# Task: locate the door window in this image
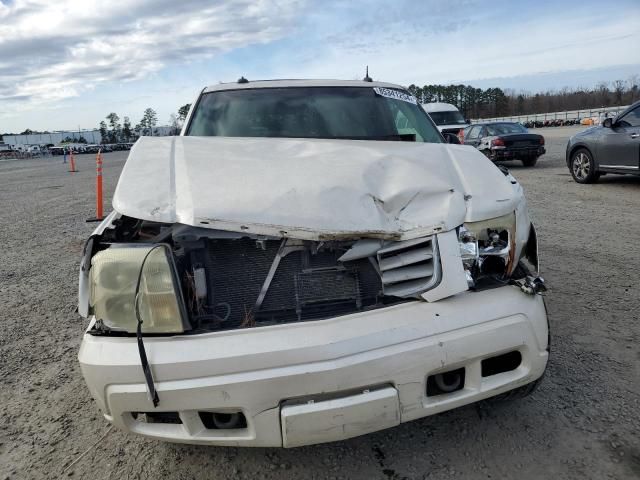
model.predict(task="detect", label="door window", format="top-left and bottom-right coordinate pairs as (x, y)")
top-left (466, 125), bottom-right (481, 139)
top-left (618, 107), bottom-right (640, 127)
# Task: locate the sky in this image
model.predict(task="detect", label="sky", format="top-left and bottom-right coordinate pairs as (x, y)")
top-left (0, 0), bottom-right (639, 133)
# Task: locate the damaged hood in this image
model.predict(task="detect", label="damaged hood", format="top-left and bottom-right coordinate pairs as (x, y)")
top-left (113, 136), bottom-right (521, 240)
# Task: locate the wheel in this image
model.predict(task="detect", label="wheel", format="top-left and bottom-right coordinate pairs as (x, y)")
top-left (570, 148), bottom-right (599, 183)
top-left (522, 156), bottom-right (538, 167)
top-left (481, 149), bottom-right (492, 160)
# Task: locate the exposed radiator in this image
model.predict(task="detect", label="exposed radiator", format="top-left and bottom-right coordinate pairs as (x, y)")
top-left (204, 239), bottom-right (383, 329)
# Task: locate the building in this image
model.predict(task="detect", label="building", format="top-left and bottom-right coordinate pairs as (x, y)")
top-left (2, 126), bottom-right (176, 148)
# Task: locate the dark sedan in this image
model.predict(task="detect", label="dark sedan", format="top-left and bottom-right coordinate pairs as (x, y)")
top-left (461, 122), bottom-right (545, 167)
top-left (566, 101), bottom-right (640, 183)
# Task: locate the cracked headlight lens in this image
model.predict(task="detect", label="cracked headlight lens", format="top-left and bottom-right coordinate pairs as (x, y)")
top-left (90, 245), bottom-right (185, 333)
top-left (458, 212), bottom-right (516, 287)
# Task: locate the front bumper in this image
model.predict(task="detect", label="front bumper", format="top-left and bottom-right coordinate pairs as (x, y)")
top-left (79, 285), bottom-right (548, 447)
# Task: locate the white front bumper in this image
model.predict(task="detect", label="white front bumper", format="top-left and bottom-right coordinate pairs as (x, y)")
top-left (79, 286), bottom-right (548, 447)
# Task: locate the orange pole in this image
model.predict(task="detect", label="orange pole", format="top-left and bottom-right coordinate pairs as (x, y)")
top-left (96, 150), bottom-right (103, 220)
top-left (68, 149), bottom-right (77, 173)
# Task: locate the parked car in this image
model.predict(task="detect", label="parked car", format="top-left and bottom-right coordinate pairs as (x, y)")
top-left (462, 122), bottom-right (545, 167)
top-left (78, 79), bottom-right (548, 447)
top-left (566, 100), bottom-right (640, 183)
top-left (49, 146), bottom-right (66, 155)
top-left (421, 102), bottom-right (469, 135)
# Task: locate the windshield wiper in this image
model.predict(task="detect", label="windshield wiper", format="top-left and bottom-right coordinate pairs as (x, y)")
top-left (327, 133), bottom-right (417, 142)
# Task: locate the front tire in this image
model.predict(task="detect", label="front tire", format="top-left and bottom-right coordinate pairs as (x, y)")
top-left (570, 148), bottom-right (599, 183)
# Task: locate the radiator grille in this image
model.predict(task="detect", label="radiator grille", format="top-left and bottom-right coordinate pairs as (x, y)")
top-left (376, 236), bottom-right (440, 298)
top-left (204, 239), bottom-right (383, 328)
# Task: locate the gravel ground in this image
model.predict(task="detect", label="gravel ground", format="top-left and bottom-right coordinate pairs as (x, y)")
top-left (1, 127), bottom-right (639, 480)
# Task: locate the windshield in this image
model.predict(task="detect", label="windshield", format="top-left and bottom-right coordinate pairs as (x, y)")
top-left (186, 87), bottom-right (442, 143)
top-left (485, 123), bottom-right (528, 135)
top-left (427, 110), bottom-right (466, 126)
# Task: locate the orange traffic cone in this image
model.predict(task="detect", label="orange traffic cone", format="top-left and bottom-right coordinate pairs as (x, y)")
top-left (86, 150), bottom-right (104, 222)
top-left (68, 149), bottom-right (78, 173)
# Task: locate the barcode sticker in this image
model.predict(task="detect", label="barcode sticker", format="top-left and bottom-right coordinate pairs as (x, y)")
top-left (373, 87), bottom-right (417, 104)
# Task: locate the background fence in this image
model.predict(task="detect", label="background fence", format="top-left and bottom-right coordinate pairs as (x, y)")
top-left (472, 105), bottom-right (629, 125)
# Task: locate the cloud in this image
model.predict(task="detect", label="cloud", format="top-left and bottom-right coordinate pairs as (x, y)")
top-left (275, 1), bottom-right (640, 88)
top-left (0, 0), bottom-right (305, 107)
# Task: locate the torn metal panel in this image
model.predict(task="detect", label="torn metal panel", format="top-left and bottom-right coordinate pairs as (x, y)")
top-left (113, 136), bottom-right (519, 241)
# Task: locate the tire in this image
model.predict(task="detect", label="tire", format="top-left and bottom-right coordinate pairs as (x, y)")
top-left (481, 149), bottom-right (492, 160)
top-left (570, 148), bottom-right (599, 183)
top-left (522, 156), bottom-right (538, 167)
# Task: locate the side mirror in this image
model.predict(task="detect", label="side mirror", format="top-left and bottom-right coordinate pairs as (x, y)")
top-left (465, 119), bottom-right (471, 124)
top-left (602, 118), bottom-right (613, 128)
top-left (443, 133), bottom-right (461, 144)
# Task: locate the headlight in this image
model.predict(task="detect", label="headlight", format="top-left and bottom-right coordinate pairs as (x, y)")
top-left (90, 245), bottom-right (186, 333)
top-left (458, 212), bottom-right (516, 287)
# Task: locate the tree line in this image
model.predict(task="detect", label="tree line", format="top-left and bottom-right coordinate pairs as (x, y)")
top-left (4, 76), bottom-right (639, 140)
top-left (96, 104), bottom-right (192, 144)
top-left (408, 75), bottom-right (639, 119)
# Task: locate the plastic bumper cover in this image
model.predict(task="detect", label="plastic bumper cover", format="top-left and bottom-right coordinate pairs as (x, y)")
top-left (79, 285), bottom-right (549, 447)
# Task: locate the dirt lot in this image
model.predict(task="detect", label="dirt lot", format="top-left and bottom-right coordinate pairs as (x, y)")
top-left (1, 127), bottom-right (639, 480)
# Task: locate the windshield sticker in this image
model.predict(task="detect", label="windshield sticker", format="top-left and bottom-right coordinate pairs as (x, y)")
top-left (373, 87), bottom-right (417, 104)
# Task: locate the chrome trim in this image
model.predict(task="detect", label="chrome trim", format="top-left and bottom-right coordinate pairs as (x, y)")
top-left (600, 165), bottom-right (639, 170)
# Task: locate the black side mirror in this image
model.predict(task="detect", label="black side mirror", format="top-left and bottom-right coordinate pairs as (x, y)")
top-left (443, 133), bottom-right (461, 144)
top-left (602, 118), bottom-right (613, 128)
top-left (465, 119), bottom-right (471, 124)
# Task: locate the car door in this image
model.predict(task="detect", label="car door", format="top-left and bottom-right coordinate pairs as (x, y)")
top-left (464, 125), bottom-right (482, 147)
top-left (597, 106), bottom-right (640, 170)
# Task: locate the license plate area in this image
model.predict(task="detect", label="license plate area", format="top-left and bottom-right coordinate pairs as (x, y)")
top-left (280, 387), bottom-right (400, 447)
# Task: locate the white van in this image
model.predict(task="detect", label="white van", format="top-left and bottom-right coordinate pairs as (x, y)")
top-left (422, 102), bottom-right (469, 135)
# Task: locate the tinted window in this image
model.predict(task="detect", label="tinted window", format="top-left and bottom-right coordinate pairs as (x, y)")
top-left (187, 87), bottom-right (442, 143)
top-left (428, 110), bottom-right (466, 126)
top-left (618, 107), bottom-right (640, 127)
top-left (485, 123), bottom-right (528, 135)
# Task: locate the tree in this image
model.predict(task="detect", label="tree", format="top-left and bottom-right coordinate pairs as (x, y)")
top-left (99, 121), bottom-right (108, 144)
top-left (122, 117), bottom-right (132, 142)
top-left (139, 108), bottom-right (158, 136)
top-left (169, 113), bottom-right (180, 135)
top-left (106, 112), bottom-right (121, 143)
top-left (612, 80), bottom-right (625, 106)
top-left (178, 104), bottom-right (191, 122)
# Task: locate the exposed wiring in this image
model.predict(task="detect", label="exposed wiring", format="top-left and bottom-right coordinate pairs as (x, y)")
top-left (134, 245), bottom-right (163, 408)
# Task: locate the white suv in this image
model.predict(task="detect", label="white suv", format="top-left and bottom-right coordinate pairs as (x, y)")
top-left (422, 102), bottom-right (469, 136)
top-left (78, 79), bottom-right (548, 447)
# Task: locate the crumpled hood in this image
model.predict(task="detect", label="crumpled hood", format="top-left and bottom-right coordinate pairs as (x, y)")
top-left (113, 136), bottom-right (520, 240)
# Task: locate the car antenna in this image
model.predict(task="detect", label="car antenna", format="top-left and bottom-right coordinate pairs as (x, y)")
top-left (363, 66), bottom-right (372, 82)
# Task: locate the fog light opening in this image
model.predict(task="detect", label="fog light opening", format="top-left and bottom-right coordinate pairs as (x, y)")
top-left (132, 411), bottom-right (182, 424)
top-left (199, 411), bottom-right (247, 430)
top-left (481, 350), bottom-right (522, 377)
top-left (427, 367), bottom-right (465, 397)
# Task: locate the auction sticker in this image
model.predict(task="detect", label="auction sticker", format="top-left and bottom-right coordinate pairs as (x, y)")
top-left (373, 87), bottom-right (417, 104)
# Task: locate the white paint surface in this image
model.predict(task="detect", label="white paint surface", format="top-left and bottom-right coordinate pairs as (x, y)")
top-left (113, 136), bottom-right (521, 241)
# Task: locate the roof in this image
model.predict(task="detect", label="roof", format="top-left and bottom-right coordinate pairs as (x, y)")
top-left (421, 102), bottom-right (460, 113)
top-left (203, 79), bottom-right (406, 93)
top-left (470, 121), bottom-right (523, 126)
